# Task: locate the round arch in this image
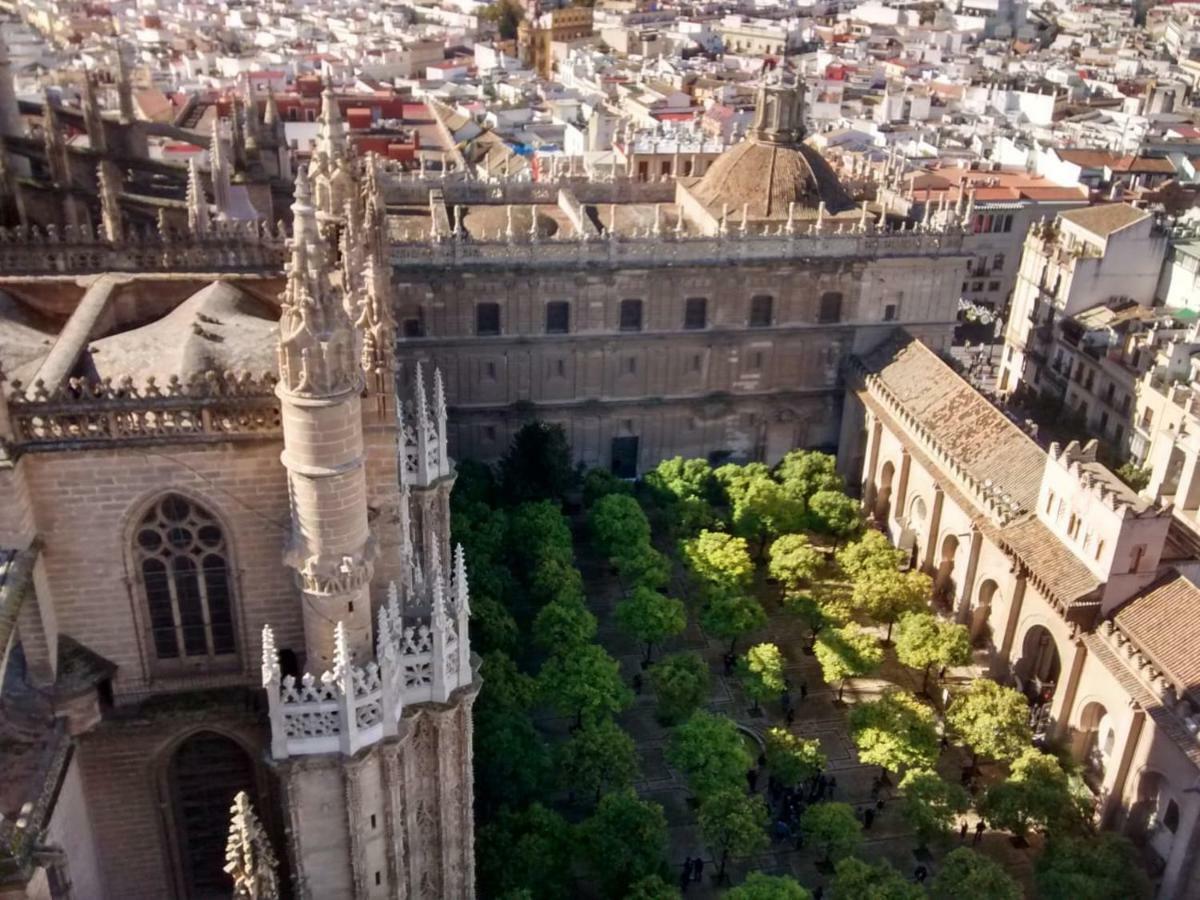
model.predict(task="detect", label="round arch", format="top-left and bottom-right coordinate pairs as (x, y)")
top-left (1072, 699), bottom-right (1113, 788)
top-left (1014, 622), bottom-right (1063, 707)
top-left (971, 578), bottom-right (1000, 646)
top-left (933, 533), bottom-right (960, 609)
top-left (1127, 769), bottom-right (1181, 862)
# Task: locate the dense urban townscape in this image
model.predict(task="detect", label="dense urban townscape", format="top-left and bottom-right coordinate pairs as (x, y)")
top-left (3, 0), bottom-right (1200, 895)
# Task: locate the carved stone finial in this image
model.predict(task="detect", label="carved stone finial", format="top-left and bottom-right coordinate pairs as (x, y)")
top-left (224, 791), bottom-right (280, 900)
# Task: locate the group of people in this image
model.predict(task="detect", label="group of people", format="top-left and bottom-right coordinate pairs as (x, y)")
top-left (678, 856), bottom-right (705, 891)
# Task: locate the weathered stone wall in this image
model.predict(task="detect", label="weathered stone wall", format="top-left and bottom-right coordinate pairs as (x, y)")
top-left (392, 253), bottom-right (966, 468)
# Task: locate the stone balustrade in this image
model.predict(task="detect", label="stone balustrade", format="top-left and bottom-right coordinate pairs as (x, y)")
top-left (263, 551), bottom-right (472, 759)
top-left (2, 371), bottom-right (281, 451)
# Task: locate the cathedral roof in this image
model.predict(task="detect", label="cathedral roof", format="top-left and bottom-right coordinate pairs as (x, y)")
top-left (690, 139), bottom-right (854, 221)
top-left (689, 76), bottom-right (854, 220)
top-left (84, 282), bottom-right (278, 383)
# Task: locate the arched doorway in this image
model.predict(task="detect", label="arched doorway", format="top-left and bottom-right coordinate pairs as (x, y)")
top-left (900, 495), bottom-right (927, 569)
top-left (874, 461), bottom-right (895, 523)
top-left (1015, 625), bottom-right (1062, 716)
top-left (168, 731), bottom-right (258, 898)
top-left (1074, 701), bottom-right (1113, 792)
top-left (971, 580), bottom-right (999, 647)
top-left (933, 533), bottom-right (959, 610)
top-left (1128, 771), bottom-right (1179, 865)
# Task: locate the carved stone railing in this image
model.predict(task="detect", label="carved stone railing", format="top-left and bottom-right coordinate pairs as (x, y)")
top-left (3, 371), bottom-right (281, 451)
top-left (389, 224), bottom-right (967, 271)
top-left (0, 222), bottom-right (287, 276)
top-left (263, 548), bottom-right (472, 759)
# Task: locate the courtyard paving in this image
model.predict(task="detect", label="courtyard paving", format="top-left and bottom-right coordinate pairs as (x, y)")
top-left (567, 535), bottom-right (1041, 897)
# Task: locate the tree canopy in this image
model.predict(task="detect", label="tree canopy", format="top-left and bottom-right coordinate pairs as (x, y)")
top-left (667, 711), bottom-right (753, 799)
top-left (775, 450), bottom-right (843, 503)
top-left (848, 690), bottom-right (941, 773)
top-left (532, 593), bottom-right (598, 652)
top-left (929, 848), bottom-right (1022, 900)
top-left (894, 612), bottom-right (971, 691)
top-left (582, 467), bottom-right (632, 507)
top-left (738, 643), bottom-right (786, 712)
top-left (617, 586), bottom-right (687, 664)
top-left (763, 727), bottom-right (826, 788)
top-left (625, 875), bottom-right (682, 900)
top-left (508, 501), bottom-right (574, 577)
top-left (697, 789), bottom-right (769, 879)
top-left (648, 652), bottom-right (711, 725)
top-left (590, 493), bottom-right (652, 561)
top-left (499, 421), bottom-right (574, 503)
top-left (768, 534), bottom-right (824, 593)
top-left (898, 768), bottom-right (970, 847)
top-left (477, 804), bottom-right (574, 900)
top-left (681, 530), bottom-right (755, 595)
top-left (851, 567), bottom-right (931, 639)
top-left (725, 872), bottom-right (812, 900)
top-left (700, 592), bottom-right (768, 654)
top-left (539, 643), bottom-right (633, 727)
top-left (781, 591), bottom-right (849, 649)
top-left (614, 544), bottom-right (672, 591)
top-left (799, 802), bottom-right (862, 863)
top-left (945, 680), bottom-right (1033, 763)
top-left (835, 530), bottom-right (906, 580)
top-left (1034, 833), bottom-right (1152, 900)
top-left (980, 749), bottom-right (1086, 840)
top-left (724, 470), bottom-right (806, 554)
top-left (829, 858), bottom-right (924, 900)
top-left (807, 489), bottom-right (863, 539)
top-left (813, 623), bottom-right (884, 700)
top-left (555, 718), bottom-right (639, 803)
top-left (576, 789), bottom-right (670, 897)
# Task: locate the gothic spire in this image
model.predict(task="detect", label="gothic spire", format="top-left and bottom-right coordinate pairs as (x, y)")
top-left (210, 115), bottom-right (231, 218)
top-left (315, 83), bottom-right (348, 161)
top-left (277, 166), bottom-right (358, 397)
top-left (82, 74), bottom-right (106, 153)
top-left (115, 41), bottom-right (135, 124)
top-left (224, 792), bottom-right (280, 900)
top-left (187, 157), bottom-right (211, 238)
top-left (97, 161), bottom-right (123, 242)
top-left (42, 92), bottom-right (69, 187)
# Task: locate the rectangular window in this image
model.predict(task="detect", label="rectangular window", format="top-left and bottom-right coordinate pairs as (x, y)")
top-left (619, 299), bottom-right (643, 332)
top-left (625, 356), bottom-right (637, 374)
top-left (476, 302), bottom-right (500, 336)
top-left (684, 297), bottom-right (707, 330)
top-left (545, 301), bottom-right (569, 334)
top-left (750, 351), bottom-right (763, 370)
top-left (883, 304), bottom-right (897, 322)
top-left (750, 295), bottom-right (774, 327)
top-left (988, 281), bottom-right (1000, 292)
top-left (690, 353), bottom-right (702, 373)
top-left (485, 361), bottom-right (497, 380)
top-left (993, 253), bottom-right (1005, 270)
top-left (817, 292), bottom-right (842, 324)
top-left (1099, 411), bottom-right (1109, 433)
top-left (555, 358), bottom-right (566, 378)
top-left (1114, 425), bottom-right (1124, 445)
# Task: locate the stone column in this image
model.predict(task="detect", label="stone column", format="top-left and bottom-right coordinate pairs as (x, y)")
top-left (862, 413), bottom-right (882, 512)
top-left (893, 450), bottom-right (912, 539)
top-left (955, 529), bottom-right (984, 624)
top-left (1049, 637), bottom-right (1088, 742)
top-left (1160, 791), bottom-right (1200, 899)
top-left (921, 485), bottom-right (945, 573)
top-left (994, 573), bottom-right (1027, 679)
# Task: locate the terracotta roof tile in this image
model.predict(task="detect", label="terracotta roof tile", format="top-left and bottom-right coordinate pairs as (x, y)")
top-left (1114, 572), bottom-right (1200, 698)
top-left (857, 335), bottom-right (1046, 512)
top-left (998, 516), bottom-right (1101, 605)
top-left (1059, 203), bottom-right (1149, 238)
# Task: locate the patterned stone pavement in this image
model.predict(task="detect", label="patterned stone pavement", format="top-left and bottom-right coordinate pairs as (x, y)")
top-left (570, 539), bottom-right (1040, 897)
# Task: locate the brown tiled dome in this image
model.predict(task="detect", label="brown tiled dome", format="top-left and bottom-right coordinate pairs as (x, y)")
top-left (691, 138), bottom-right (854, 220)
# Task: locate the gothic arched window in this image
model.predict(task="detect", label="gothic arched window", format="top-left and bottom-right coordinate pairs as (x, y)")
top-left (136, 495), bottom-right (237, 661)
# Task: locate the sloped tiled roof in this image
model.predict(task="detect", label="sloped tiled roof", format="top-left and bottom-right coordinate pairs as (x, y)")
top-left (1059, 203), bottom-right (1149, 239)
top-left (997, 516), bottom-right (1101, 606)
top-left (857, 334), bottom-right (1046, 512)
top-left (1113, 572), bottom-right (1200, 699)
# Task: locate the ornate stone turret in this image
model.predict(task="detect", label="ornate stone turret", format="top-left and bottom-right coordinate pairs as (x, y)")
top-left (276, 166), bottom-right (374, 667)
top-left (210, 116), bottom-right (232, 218)
top-left (224, 792), bottom-right (280, 900)
top-left (749, 71), bottom-right (806, 145)
top-left (186, 157), bottom-right (211, 238)
top-left (261, 87), bottom-right (291, 183)
top-left (399, 362), bottom-right (454, 579)
top-left (314, 84), bottom-right (348, 162)
top-left (81, 75), bottom-right (106, 154)
top-left (97, 161), bottom-right (123, 243)
top-left (42, 94), bottom-right (69, 188)
top-left (230, 96), bottom-right (249, 174)
top-left (0, 29), bottom-right (27, 179)
top-left (115, 41), bottom-right (135, 124)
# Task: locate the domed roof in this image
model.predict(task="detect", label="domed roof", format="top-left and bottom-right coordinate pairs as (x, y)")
top-left (690, 77), bottom-right (854, 220)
